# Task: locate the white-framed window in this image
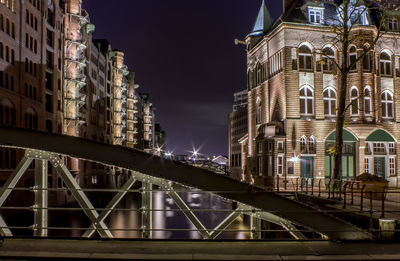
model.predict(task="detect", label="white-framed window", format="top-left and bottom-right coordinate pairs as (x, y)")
top-left (299, 45), bottom-right (313, 71)
top-left (322, 47), bottom-right (335, 72)
top-left (389, 143), bottom-right (395, 154)
top-left (308, 7), bottom-right (324, 24)
top-left (350, 87), bottom-right (359, 116)
top-left (380, 52), bottom-right (392, 76)
top-left (258, 156), bottom-right (262, 176)
top-left (257, 142), bottom-right (262, 154)
top-left (364, 86), bottom-right (372, 116)
top-left (300, 86), bottom-right (314, 116)
top-left (349, 46), bottom-right (357, 71)
top-left (309, 136), bottom-right (316, 153)
top-left (373, 143), bottom-right (386, 153)
top-left (277, 155), bottom-right (284, 175)
top-left (381, 91), bottom-right (394, 119)
top-left (364, 158), bottom-right (370, 174)
top-left (388, 18), bottom-right (398, 31)
top-left (300, 136), bottom-right (307, 153)
top-left (91, 175), bottom-right (97, 185)
top-left (323, 88), bottom-right (336, 116)
top-left (389, 157), bottom-right (396, 176)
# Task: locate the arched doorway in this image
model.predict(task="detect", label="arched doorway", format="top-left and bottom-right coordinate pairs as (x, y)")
top-left (365, 130), bottom-right (396, 179)
top-left (325, 130), bottom-right (358, 180)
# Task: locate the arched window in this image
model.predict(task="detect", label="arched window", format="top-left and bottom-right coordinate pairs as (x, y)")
top-left (299, 45), bottom-right (313, 71)
top-left (364, 87), bottom-right (372, 116)
top-left (309, 136), bottom-right (316, 153)
top-left (300, 136), bottom-right (307, 153)
top-left (350, 87), bottom-right (359, 116)
top-left (382, 91), bottom-right (394, 119)
top-left (47, 0), bottom-right (55, 26)
top-left (256, 98), bottom-right (262, 124)
top-left (256, 63), bottom-right (262, 85)
top-left (300, 86), bottom-right (314, 116)
top-left (363, 45), bottom-right (371, 72)
top-left (324, 88), bottom-right (336, 117)
top-left (24, 107), bottom-right (38, 130)
top-left (349, 46), bottom-right (357, 71)
top-left (322, 47), bottom-right (335, 72)
top-left (0, 99), bottom-right (15, 127)
top-left (380, 52), bottom-right (392, 76)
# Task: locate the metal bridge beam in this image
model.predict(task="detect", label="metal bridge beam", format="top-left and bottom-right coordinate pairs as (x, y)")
top-left (34, 159), bottom-right (48, 237)
top-left (0, 154), bottom-right (33, 237)
top-left (0, 127), bottom-right (370, 240)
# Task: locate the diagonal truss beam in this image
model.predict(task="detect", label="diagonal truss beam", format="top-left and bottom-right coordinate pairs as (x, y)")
top-left (82, 176), bottom-right (137, 238)
top-left (45, 153), bottom-right (113, 238)
top-left (0, 153), bottom-right (33, 237)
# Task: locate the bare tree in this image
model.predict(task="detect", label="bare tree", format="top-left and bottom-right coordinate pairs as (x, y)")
top-left (315, 0), bottom-right (398, 183)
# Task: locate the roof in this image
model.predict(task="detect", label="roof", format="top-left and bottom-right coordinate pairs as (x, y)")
top-left (249, 0), bottom-right (274, 37)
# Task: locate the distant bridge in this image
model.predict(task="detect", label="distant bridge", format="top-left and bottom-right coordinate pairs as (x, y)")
top-left (0, 127), bottom-right (369, 241)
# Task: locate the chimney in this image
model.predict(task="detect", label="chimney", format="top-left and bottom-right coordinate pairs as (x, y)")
top-left (283, 0), bottom-right (296, 13)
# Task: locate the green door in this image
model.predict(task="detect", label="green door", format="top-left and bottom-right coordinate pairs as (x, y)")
top-left (374, 157), bottom-right (385, 178)
top-left (301, 157), bottom-right (314, 178)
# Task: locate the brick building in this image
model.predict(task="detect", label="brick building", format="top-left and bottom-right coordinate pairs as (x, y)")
top-left (242, 0), bottom-right (400, 188)
top-left (0, 0), bottom-right (162, 204)
top-left (228, 90), bottom-right (248, 180)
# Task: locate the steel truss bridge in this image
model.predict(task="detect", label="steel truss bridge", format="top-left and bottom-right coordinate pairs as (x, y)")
top-left (0, 127), bottom-right (394, 260)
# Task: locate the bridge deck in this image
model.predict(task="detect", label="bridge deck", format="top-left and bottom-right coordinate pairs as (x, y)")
top-left (0, 238), bottom-right (399, 260)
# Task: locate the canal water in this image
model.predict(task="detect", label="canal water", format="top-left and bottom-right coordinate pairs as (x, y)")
top-left (3, 190), bottom-right (250, 240)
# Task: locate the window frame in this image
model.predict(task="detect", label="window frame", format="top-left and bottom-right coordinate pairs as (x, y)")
top-left (308, 7), bottom-right (324, 24)
top-left (381, 91), bottom-right (394, 119)
top-left (323, 88), bottom-right (336, 117)
top-left (380, 52), bottom-right (392, 76)
top-left (350, 87), bottom-right (359, 116)
top-left (300, 85), bottom-right (314, 116)
top-left (364, 86), bottom-right (372, 117)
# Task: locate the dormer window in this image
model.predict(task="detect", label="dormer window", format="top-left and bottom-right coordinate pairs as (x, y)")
top-left (388, 18), bottom-right (398, 31)
top-left (308, 7), bottom-right (324, 24)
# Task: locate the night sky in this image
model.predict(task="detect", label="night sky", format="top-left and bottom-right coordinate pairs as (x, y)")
top-left (82, 0), bottom-right (282, 156)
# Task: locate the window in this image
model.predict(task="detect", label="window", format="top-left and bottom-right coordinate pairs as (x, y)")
top-left (258, 156), bottom-right (262, 176)
top-left (0, 43), bottom-right (3, 59)
top-left (277, 155), bottom-right (283, 175)
top-left (364, 158), bottom-right (370, 174)
top-left (373, 143), bottom-right (386, 153)
top-left (257, 142), bottom-right (262, 154)
top-left (382, 91), bottom-right (394, 119)
top-left (24, 108), bottom-right (38, 130)
top-left (300, 86), bottom-right (314, 115)
top-left (380, 52), bottom-right (392, 76)
top-left (364, 87), bottom-right (372, 116)
top-left (0, 14), bottom-right (3, 31)
top-left (277, 141), bottom-right (284, 152)
top-left (309, 136), bottom-right (315, 154)
top-left (389, 158), bottom-right (396, 176)
top-left (388, 18), bottom-right (398, 31)
top-left (299, 45), bottom-right (313, 71)
top-left (365, 143), bottom-right (371, 154)
top-left (322, 47), bottom-right (335, 72)
top-left (308, 7), bottom-right (323, 24)
top-left (350, 87), bottom-right (359, 116)
top-left (10, 49), bottom-right (14, 64)
top-left (363, 45), bottom-right (371, 72)
top-left (389, 143), bottom-right (395, 154)
top-left (349, 46), bottom-right (357, 71)
top-left (256, 101), bottom-right (262, 124)
top-left (300, 136), bottom-right (307, 153)
top-left (324, 88), bottom-right (336, 116)
top-left (91, 176), bottom-right (97, 184)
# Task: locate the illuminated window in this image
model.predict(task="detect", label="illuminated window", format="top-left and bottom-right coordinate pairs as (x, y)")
top-left (300, 86), bottom-right (314, 116)
top-left (299, 45), bottom-right (313, 71)
top-left (308, 7), bottom-right (324, 24)
top-left (364, 158), bottom-right (370, 174)
top-left (364, 87), bottom-right (372, 116)
top-left (323, 88), bottom-right (336, 116)
top-left (350, 87), bottom-right (359, 116)
top-left (373, 143), bottom-right (385, 153)
top-left (322, 47), bottom-right (335, 72)
top-left (380, 52), bottom-right (392, 76)
top-left (381, 91), bottom-right (394, 119)
top-left (389, 158), bottom-right (396, 176)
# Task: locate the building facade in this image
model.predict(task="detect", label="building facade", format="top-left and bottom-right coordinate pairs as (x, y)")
top-left (0, 0), bottom-right (163, 204)
top-left (228, 90), bottom-right (248, 180)
top-left (243, 0), bottom-right (400, 188)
